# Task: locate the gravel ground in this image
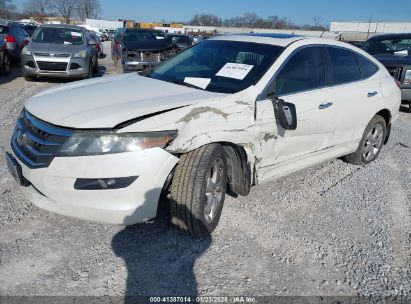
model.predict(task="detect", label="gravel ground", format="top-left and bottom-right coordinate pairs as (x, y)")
top-left (0, 42), bottom-right (410, 298)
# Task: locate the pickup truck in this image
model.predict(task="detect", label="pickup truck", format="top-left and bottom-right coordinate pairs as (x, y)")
top-left (363, 33), bottom-right (411, 112)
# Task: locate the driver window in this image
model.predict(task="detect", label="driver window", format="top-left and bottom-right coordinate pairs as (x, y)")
top-left (276, 46), bottom-right (325, 96)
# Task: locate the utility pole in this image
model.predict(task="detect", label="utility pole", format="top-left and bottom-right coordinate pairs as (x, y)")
top-left (366, 16), bottom-right (372, 40)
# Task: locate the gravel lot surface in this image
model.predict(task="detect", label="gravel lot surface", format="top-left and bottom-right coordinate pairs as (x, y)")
top-left (0, 42), bottom-right (410, 298)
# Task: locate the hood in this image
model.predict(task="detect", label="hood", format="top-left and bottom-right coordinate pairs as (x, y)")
top-left (25, 74), bottom-right (226, 129)
top-left (28, 41), bottom-right (85, 54)
top-left (124, 39), bottom-right (171, 52)
top-left (373, 54), bottom-right (411, 66)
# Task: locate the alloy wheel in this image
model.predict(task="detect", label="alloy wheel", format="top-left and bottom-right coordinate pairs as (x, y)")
top-left (363, 123), bottom-right (384, 162)
top-left (204, 157), bottom-right (224, 224)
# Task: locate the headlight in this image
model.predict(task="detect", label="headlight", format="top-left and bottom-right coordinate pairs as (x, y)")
top-left (56, 131), bottom-right (177, 157)
top-left (72, 50), bottom-right (87, 58)
top-left (22, 47), bottom-right (32, 56)
top-left (403, 70), bottom-right (411, 85)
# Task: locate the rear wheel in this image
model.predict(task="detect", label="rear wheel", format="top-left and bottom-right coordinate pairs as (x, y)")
top-left (0, 52), bottom-right (10, 75)
top-left (343, 115), bottom-right (386, 165)
top-left (169, 144), bottom-right (227, 237)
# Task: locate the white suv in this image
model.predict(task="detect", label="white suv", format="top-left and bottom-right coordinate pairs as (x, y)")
top-left (7, 34), bottom-right (401, 237)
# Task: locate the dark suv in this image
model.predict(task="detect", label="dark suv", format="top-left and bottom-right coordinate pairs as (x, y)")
top-left (363, 33), bottom-right (411, 112)
top-left (111, 28), bottom-right (175, 72)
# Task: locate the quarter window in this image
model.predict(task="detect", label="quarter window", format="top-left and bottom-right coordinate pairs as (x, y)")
top-left (355, 54), bottom-right (379, 79)
top-left (327, 47), bottom-right (361, 85)
top-left (275, 47), bottom-right (325, 95)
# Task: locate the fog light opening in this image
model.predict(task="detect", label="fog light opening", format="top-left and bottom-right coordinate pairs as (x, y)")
top-left (74, 176), bottom-right (138, 190)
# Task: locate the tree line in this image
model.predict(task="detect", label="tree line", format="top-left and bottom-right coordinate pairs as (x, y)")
top-left (0, 0), bottom-right (101, 23)
top-left (189, 13), bottom-right (328, 31)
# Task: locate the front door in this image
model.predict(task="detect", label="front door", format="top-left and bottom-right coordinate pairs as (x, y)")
top-left (256, 46), bottom-right (336, 172)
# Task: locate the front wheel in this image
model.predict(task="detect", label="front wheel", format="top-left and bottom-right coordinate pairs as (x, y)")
top-left (169, 144), bottom-right (227, 237)
top-left (343, 115), bottom-right (386, 165)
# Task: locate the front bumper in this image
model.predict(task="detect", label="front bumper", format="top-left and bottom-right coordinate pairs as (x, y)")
top-left (122, 60), bottom-right (161, 71)
top-left (8, 148), bottom-right (179, 225)
top-left (22, 54), bottom-right (90, 78)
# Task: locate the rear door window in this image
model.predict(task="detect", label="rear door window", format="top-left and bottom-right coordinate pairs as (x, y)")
top-left (0, 26), bottom-right (9, 34)
top-left (355, 54), bottom-right (379, 79)
top-left (327, 47), bottom-right (361, 85)
top-left (275, 46), bottom-right (325, 95)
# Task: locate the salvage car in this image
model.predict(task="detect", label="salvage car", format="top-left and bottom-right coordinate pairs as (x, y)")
top-left (21, 24), bottom-right (98, 80)
top-left (166, 34), bottom-right (192, 51)
top-left (0, 21), bottom-right (30, 65)
top-left (363, 33), bottom-right (411, 112)
top-left (89, 30), bottom-right (104, 58)
top-left (111, 28), bottom-right (174, 72)
top-left (6, 34), bottom-right (400, 237)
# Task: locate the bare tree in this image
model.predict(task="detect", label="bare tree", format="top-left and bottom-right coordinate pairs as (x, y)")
top-left (0, 0), bottom-right (12, 18)
top-left (76, 0), bottom-right (100, 21)
top-left (189, 14), bottom-right (222, 27)
top-left (24, 0), bottom-right (52, 20)
top-left (241, 13), bottom-right (259, 28)
top-left (52, 0), bottom-right (76, 23)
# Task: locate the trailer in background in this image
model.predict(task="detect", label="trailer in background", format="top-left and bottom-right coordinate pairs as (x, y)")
top-left (85, 18), bottom-right (123, 30)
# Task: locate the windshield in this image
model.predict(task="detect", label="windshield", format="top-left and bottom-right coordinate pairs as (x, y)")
top-left (124, 30), bottom-right (165, 42)
top-left (364, 37), bottom-right (411, 56)
top-left (32, 27), bottom-right (84, 45)
top-left (148, 40), bottom-right (283, 94)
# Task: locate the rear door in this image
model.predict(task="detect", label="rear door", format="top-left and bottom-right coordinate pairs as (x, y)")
top-left (257, 46), bottom-right (336, 168)
top-left (325, 47), bottom-right (383, 147)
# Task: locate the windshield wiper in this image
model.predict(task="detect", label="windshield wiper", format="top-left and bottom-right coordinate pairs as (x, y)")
top-left (174, 80), bottom-right (205, 90)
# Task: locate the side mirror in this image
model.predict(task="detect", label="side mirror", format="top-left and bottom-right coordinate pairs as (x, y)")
top-left (268, 92), bottom-right (297, 130)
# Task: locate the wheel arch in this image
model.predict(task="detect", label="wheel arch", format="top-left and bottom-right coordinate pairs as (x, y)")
top-left (375, 108), bottom-right (392, 144)
top-left (170, 141), bottom-right (253, 197)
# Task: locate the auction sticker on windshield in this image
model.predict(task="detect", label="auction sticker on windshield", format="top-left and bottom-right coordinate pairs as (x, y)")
top-left (216, 63), bottom-right (254, 80)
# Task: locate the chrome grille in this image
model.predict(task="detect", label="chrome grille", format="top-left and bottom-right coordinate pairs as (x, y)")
top-left (11, 110), bottom-right (74, 169)
top-left (139, 52), bottom-right (161, 62)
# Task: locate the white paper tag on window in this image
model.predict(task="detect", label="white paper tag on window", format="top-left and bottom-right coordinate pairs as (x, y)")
top-left (71, 32), bottom-right (81, 37)
top-left (216, 63), bottom-right (254, 80)
top-left (184, 77), bottom-right (211, 89)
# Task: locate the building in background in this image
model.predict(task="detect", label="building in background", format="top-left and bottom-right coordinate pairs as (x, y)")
top-left (330, 21), bottom-right (411, 41)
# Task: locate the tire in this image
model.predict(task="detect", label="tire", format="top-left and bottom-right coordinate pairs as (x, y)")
top-left (92, 58), bottom-right (98, 74)
top-left (84, 62), bottom-right (93, 79)
top-left (169, 144), bottom-right (228, 237)
top-left (0, 52), bottom-right (11, 75)
top-left (23, 71), bottom-right (35, 81)
top-left (342, 115), bottom-right (386, 165)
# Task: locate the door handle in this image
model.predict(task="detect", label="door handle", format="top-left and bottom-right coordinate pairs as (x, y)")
top-left (319, 102), bottom-right (333, 109)
top-left (367, 91), bottom-right (378, 97)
